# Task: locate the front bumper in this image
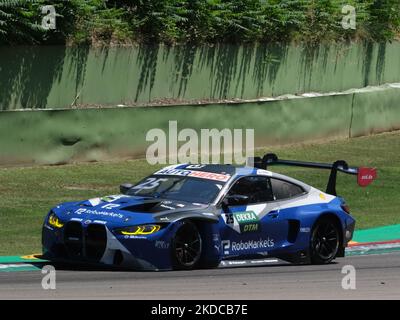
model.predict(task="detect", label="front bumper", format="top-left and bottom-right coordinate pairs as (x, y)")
top-left (42, 220), bottom-right (174, 270)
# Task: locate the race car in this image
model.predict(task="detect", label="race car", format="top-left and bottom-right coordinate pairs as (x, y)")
top-left (42, 154), bottom-right (377, 270)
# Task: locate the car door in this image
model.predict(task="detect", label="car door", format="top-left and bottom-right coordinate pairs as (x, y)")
top-left (219, 176), bottom-right (288, 257)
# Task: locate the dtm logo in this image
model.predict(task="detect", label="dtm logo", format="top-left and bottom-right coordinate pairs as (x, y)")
top-left (234, 211), bottom-right (260, 233)
top-left (225, 211), bottom-right (261, 233)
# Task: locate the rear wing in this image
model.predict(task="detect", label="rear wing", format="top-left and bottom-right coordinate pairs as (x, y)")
top-left (249, 153), bottom-right (377, 196)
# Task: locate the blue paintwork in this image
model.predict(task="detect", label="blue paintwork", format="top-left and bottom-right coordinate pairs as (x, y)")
top-left (42, 164), bottom-right (356, 270)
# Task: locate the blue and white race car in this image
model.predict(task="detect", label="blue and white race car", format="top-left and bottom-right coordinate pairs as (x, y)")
top-left (42, 154), bottom-right (377, 270)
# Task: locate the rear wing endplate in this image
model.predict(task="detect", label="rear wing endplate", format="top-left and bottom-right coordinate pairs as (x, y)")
top-left (249, 153), bottom-right (377, 196)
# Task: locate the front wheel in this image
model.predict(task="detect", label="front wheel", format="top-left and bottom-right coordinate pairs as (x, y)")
top-left (310, 217), bottom-right (340, 264)
top-left (171, 221), bottom-right (202, 270)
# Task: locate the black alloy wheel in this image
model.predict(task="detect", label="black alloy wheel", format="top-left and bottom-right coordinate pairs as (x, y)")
top-left (172, 221), bottom-right (202, 270)
top-left (310, 217), bottom-right (340, 264)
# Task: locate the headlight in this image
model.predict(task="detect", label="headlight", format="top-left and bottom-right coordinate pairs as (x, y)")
top-left (115, 224), bottom-right (162, 236)
top-left (47, 212), bottom-right (64, 228)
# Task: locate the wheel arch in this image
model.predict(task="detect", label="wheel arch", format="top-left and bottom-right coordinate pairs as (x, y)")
top-left (181, 218), bottom-right (221, 269)
top-left (313, 212), bottom-right (345, 256)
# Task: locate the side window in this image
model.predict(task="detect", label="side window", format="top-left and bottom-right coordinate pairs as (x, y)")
top-left (271, 178), bottom-right (304, 200)
top-left (227, 176), bottom-right (274, 204)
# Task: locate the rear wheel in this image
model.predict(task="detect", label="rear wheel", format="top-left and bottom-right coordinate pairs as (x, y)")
top-left (171, 221), bottom-right (202, 270)
top-left (310, 217), bottom-right (340, 264)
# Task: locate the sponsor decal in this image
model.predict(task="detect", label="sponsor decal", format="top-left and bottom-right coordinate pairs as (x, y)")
top-left (101, 203), bottom-right (121, 210)
top-left (74, 208), bottom-right (124, 219)
top-left (154, 168), bottom-right (230, 182)
top-left (300, 227), bottom-right (311, 233)
top-left (155, 241), bottom-right (170, 249)
top-left (186, 164), bottom-right (206, 169)
top-left (212, 233), bottom-right (221, 251)
top-left (101, 195), bottom-right (129, 202)
top-left (227, 261), bottom-right (246, 265)
top-left (123, 235), bottom-right (148, 239)
top-left (225, 211), bottom-right (261, 233)
top-left (234, 211), bottom-right (260, 233)
top-left (88, 195), bottom-right (127, 207)
top-left (188, 170), bottom-right (230, 182)
top-left (256, 169), bottom-right (272, 176)
top-left (160, 204), bottom-right (175, 210)
top-left (93, 220), bottom-right (107, 225)
top-left (218, 259), bottom-right (279, 267)
top-left (222, 240), bottom-right (231, 255)
top-left (222, 238), bottom-right (275, 254)
top-left (88, 198), bottom-right (102, 206)
top-left (101, 196), bottom-right (116, 202)
top-left (231, 238), bottom-right (274, 251)
top-left (249, 259), bottom-right (278, 264)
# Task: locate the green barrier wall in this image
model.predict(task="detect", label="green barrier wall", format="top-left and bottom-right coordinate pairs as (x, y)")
top-left (1, 41), bottom-right (400, 110)
top-left (1, 85), bottom-right (399, 166)
top-left (351, 85), bottom-right (400, 137)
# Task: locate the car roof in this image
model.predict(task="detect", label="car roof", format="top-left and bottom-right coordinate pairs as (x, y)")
top-left (158, 164), bottom-right (312, 191)
top-left (173, 163), bottom-right (240, 175)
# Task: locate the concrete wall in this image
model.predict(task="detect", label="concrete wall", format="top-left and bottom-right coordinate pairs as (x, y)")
top-left (1, 85), bottom-right (399, 166)
top-left (1, 41), bottom-right (400, 110)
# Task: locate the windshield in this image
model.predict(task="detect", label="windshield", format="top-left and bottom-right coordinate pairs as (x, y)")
top-left (127, 175), bottom-right (225, 204)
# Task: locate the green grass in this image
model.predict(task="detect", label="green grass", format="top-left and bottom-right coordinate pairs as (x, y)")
top-left (0, 131), bottom-right (399, 255)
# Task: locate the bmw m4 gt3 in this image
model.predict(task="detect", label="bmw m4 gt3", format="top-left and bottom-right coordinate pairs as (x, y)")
top-left (42, 154), bottom-right (376, 270)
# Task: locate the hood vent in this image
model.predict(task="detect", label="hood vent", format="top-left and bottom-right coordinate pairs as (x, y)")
top-left (122, 201), bottom-right (166, 213)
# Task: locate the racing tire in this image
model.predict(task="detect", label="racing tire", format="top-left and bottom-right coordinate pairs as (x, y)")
top-left (171, 220), bottom-right (202, 270)
top-left (310, 217), bottom-right (340, 264)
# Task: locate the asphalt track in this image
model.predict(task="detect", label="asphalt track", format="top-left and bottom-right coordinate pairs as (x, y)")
top-left (0, 253), bottom-right (399, 299)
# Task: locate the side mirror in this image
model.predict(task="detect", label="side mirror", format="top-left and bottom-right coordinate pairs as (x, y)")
top-left (120, 183), bottom-right (133, 194)
top-left (222, 194), bottom-right (249, 207)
